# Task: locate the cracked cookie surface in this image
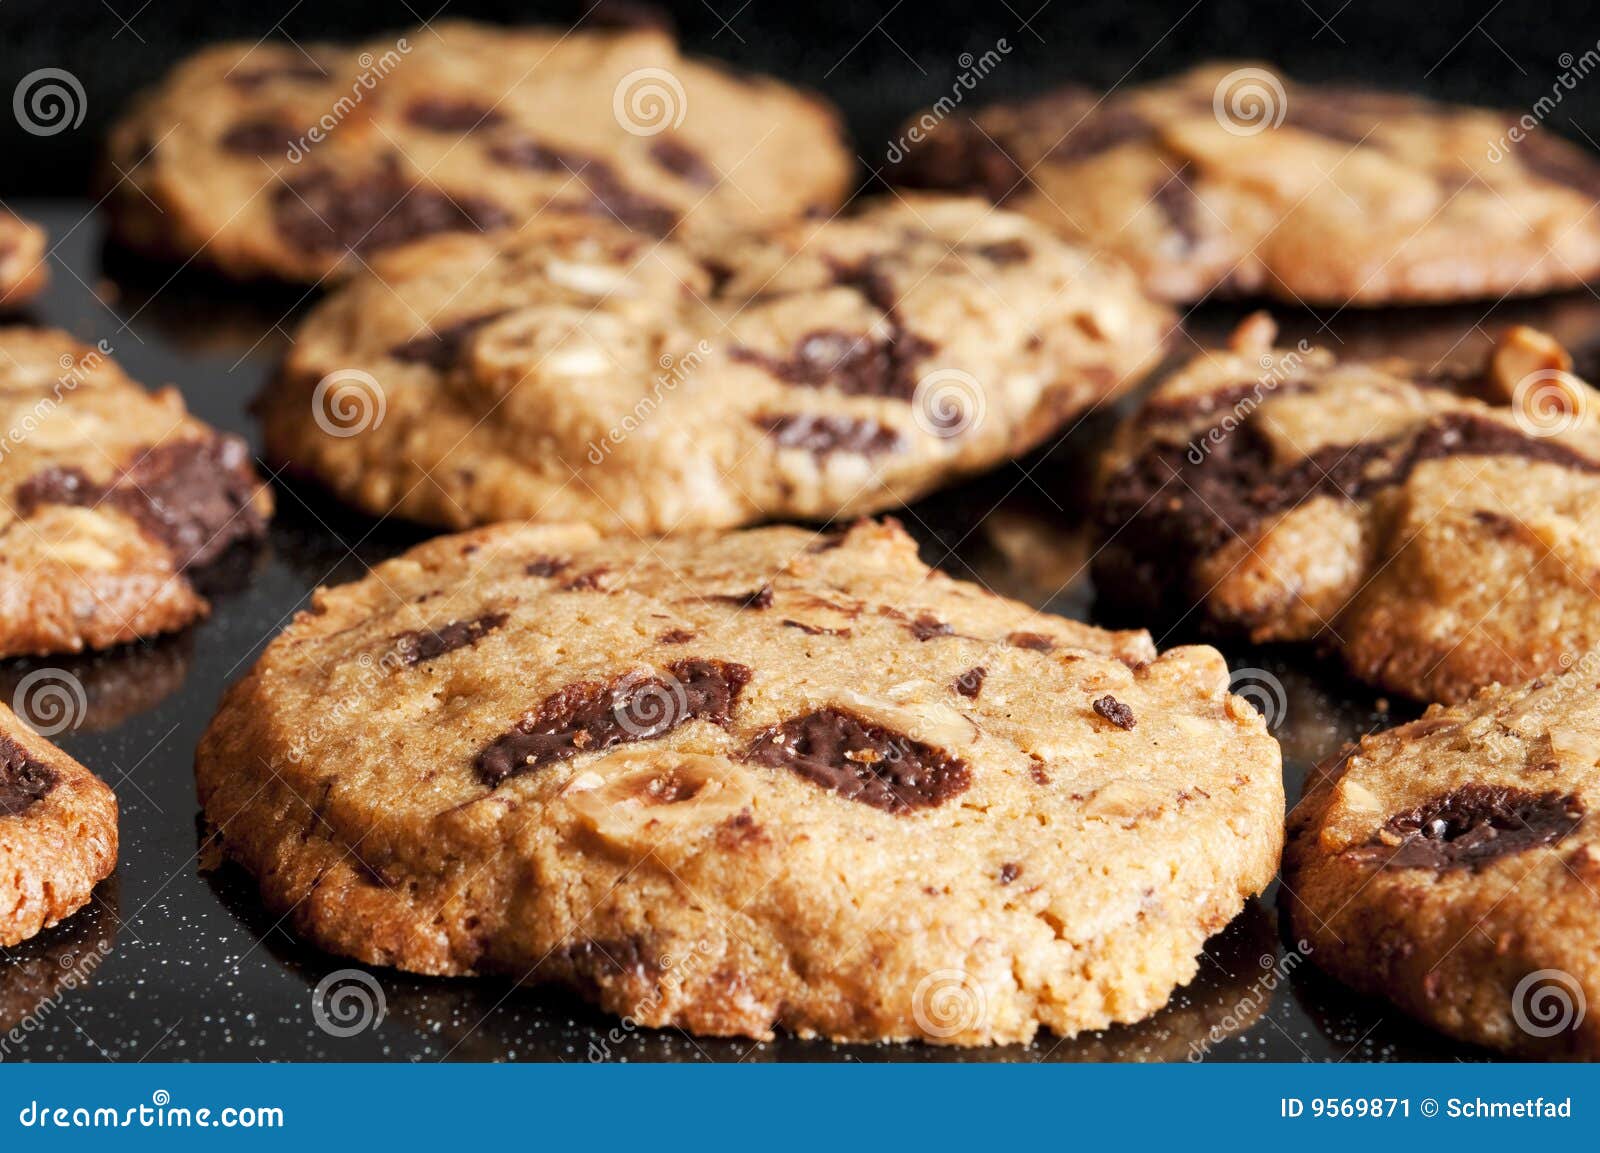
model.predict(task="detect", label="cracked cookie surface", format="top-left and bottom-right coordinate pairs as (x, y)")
top-left (1286, 661), bottom-right (1600, 1057)
top-left (894, 61), bottom-right (1600, 305)
top-left (0, 329), bottom-right (273, 656)
top-left (0, 703), bottom-right (118, 947)
top-left (104, 20), bottom-right (851, 283)
top-left (1094, 318), bottom-right (1600, 704)
top-left (196, 518), bottom-right (1282, 1045)
top-left (259, 195), bottom-right (1172, 534)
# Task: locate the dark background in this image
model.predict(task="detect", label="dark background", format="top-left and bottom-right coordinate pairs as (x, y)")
top-left (4, 0), bottom-right (1599, 194)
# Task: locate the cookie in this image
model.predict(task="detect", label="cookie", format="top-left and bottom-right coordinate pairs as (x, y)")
top-left (195, 517), bottom-right (1283, 1045)
top-left (1094, 317), bottom-right (1600, 704)
top-left (104, 19), bottom-right (851, 283)
top-left (894, 61), bottom-right (1600, 305)
top-left (258, 195), bottom-right (1173, 534)
top-left (0, 703), bottom-right (118, 947)
top-left (1285, 660), bottom-right (1600, 1057)
top-left (0, 211), bottom-right (47, 307)
top-left (0, 329), bottom-right (273, 656)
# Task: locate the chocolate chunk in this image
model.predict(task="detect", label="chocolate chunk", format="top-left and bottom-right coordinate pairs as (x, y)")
top-left (475, 658), bottom-right (752, 785)
top-left (524, 555), bottom-right (571, 578)
top-left (756, 413), bottom-right (905, 456)
top-left (389, 310), bottom-right (509, 370)
top-left (487, 137), bottom-right (590, 173)
top-left (405, 98), bottom-right (504, 132)
top-left (782, 619), bottom-right (851, 637)
top-left (561, 566), bottom-right (611, 592)
top-left (1045, 100), bottom-right (1154, 162)
top-left (743, 707), bottom-right (971, 813)
top-left (394, 612), bottom-right (508, 666)
top-left (1153, 162), bottom-right (1200, 249)
top-left (953, 666), bottom-right (987, 699)
top-left (711, 585), bottom-right (774, 610)
top-left (657, 627), bottom-right (696, 644)
top-left (219, 117), bottom-right (293, 156)
top-left (1353, 784), bottom-right (1584, 871)
top-left (0, 733), bottom-right (55, 817)
top-left (1092, 694), bottom-right (1136, 730)
top-left (1098, 410), bottom-right (1600, 612)
top-left (973, 238), bottom-right (1031, 265)
top-left (734, 330), bottom-right (926, 400)
top-left (571, 165), bottom-right (679, 235)
top-left (1007, 631), bottom-right (1055, 652)
top-left (650, 138), bottom-right (717, 186)
top-left (15, 435), bottom-right (267, 570)
top-left (274, 158), bottom-right (511, 257)
top-left (909, 613), bottom-right (953, 641)
top-left (892, 119), bottom-right (1026, 202)
top-left (999, 862), bottom-right (1022, 885)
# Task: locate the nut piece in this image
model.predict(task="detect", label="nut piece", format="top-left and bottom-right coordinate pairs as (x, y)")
top-left (561, 750), bottom-right (754, 852)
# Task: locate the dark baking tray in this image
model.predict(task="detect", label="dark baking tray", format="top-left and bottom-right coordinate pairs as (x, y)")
top-left (5, 201), bottom-right (1597, 1063)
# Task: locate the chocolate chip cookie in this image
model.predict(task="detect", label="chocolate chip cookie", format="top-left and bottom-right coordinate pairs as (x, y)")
top-left (258, 195), bottom-right (1173, 534)
top-left (1286, 660), bottom-right (1600, 1057)
top-left (1, 703), bottom-right (117, 947)
top-left (0, 212), bottom-right (47, 307)
top-left (104, 19), bottom-right (851, 283)
top-left (0, 329), bottom-right (273, 656)
top-left (196, 518), bottom-right (1283, 1045)
top-left (895, 61), bottom-right (1600, 304)
top-left (1095, 317), bottom-right (1600, 704)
